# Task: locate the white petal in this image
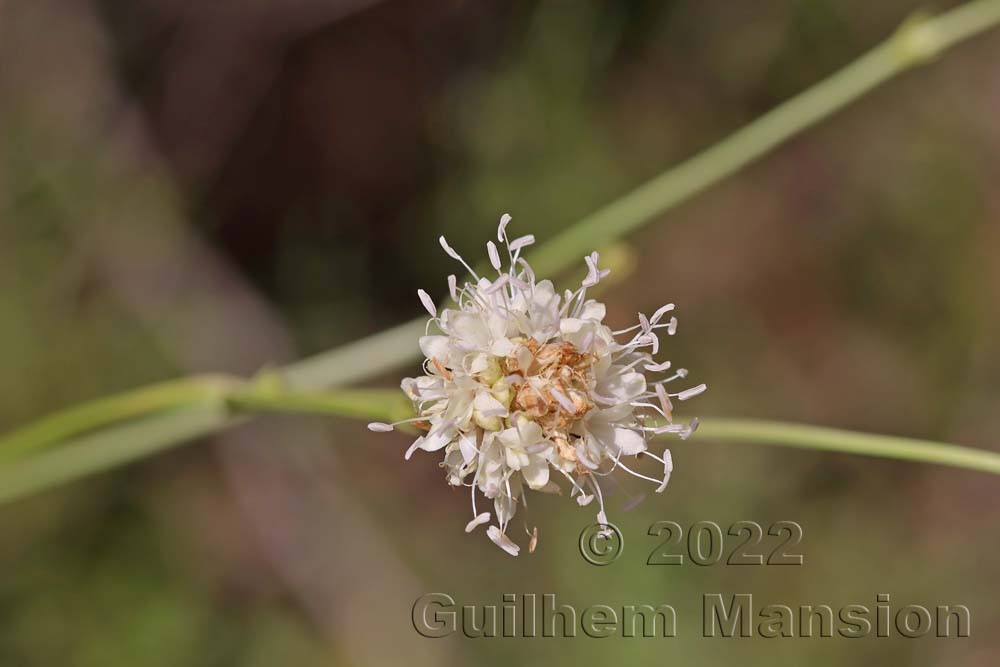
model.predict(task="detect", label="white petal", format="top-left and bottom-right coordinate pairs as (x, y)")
top-left (419, 423), bottom-right (456, 453)
top-left (458, 433), bottom-right (478, 464)
top-left (611, 427), bottom-right (647, 456)
top-left (522, 458), bottom-right (550, 490)
top-left (576, 493), bottom-right (594, 506)
top-left (465, 512), bottom-right (491, 533)
top-left (474, 391), bottom-right (508, 418)
top-left (578, 300), bottom-right (606, 322)
top-left (418, 335), bottom-right (451, 362)
top-left (505, 447), bottom-right (530, 470)
top-left (596, 370), bottom-right (646, 403)
top-left (489, 337), bottom-right (515, 357)
top-left (515, 419), bottom-right (544, 445)
top-left (487, 526), bottom-right (520, 556)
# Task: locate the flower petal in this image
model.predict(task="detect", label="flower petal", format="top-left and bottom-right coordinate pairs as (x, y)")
top-left (522, 458), bottom-right (550, 490)
top-left (610, 427), bottom-right (647, 456)
top-left (418, 335), bottom-right (451, 362)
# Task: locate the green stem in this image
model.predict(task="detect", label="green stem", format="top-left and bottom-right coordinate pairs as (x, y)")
top-left (225, 386), bottom-right (412, 423)
top-left (1, 410), bottom-right (997, 506)
top-left (0, 375), bottom-right (239, 463)
top-left (694, 419), bottom-right (1000, 475)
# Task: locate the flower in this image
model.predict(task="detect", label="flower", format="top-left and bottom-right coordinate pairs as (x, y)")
top-left (368, 214), bottom-right (705, 556)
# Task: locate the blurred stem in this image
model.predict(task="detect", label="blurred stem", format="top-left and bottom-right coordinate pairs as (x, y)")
top-left (284, 0), bottom-right (1000, 386)
top-left (0, 376), bottom-right (408, 462)
top-left (527, 0), bottom-right (1000, 277)
top-left (2, 1), bottom-right (1000, 502)
top-left (695, 419), bottom-right (1000, 475)
top-left (0, 375), bottom-right (240, 463)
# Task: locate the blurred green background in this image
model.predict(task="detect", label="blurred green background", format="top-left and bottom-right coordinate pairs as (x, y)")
top-left (2, 0), bottom-right (999, 664)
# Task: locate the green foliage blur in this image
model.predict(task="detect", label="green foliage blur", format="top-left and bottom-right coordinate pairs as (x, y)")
top-left (2, 0), bottom-right (999, 664)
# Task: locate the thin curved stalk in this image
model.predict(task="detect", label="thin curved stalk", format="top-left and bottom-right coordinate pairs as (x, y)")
top-left (0, 375), bottom-right (239, 463)
top-left (694, 419), bottom-right (1000, 475)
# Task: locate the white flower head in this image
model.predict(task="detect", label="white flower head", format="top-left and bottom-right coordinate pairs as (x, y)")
top-left (370, 215), bottom-right (704, 555)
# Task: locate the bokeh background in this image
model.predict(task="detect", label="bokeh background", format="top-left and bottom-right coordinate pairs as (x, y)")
top-left (2, 0), bottom-right (999, 664)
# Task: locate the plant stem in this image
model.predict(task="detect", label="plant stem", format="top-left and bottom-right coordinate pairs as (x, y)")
top-left (0, 375), bottom-right (239, 463)
top-left (1, 411), bottom-right (997, 506)
top-left (694, 419), bottom-right (1000, 475)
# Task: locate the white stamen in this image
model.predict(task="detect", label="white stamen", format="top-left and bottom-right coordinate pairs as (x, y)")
top-left (438, 235), bottom-right (479, 279)
top-left (417, 289), bottom-right (436, 317)
top-left (655, 449), bottom-right (673, 493)
top-left (498, 213), bottom-right (512, 241)
top-left (367, 422), bottom-right (394, 432)
top-left (655, 384), bottom-right (674, 422)
top-left (651, 303), bottom-right (675, 323)
top-left (508, 235), bottom-right (535, 252)
top-left (667, 317), bottom-right (678, 335)
top-left (447, 274), bottom-right (458, 301)
top-left (676, 384), bottom-right (707, 401)
top-left (487, 241), bottom-right (502, 271)
top-left (487, 526), bottom-right (520, 556)
top-left (465, 512), bottom-right (491, 532)
top-left (483, 274), bottom-right (510, 295)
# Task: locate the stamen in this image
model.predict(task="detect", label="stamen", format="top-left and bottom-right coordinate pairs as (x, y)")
top-left (509, 235), bottom-right (535, 252)
top-left (676, 384), bottom-right (707, 401)
top-left (417, 289), bottom-right (437, 318)
top-left (655, 384), bottom-right (674, 422)
top-left (650, 303), bottom-right (675, 323)
top-left (498, 213), bottom-right (512, 242)
top-left (645, 360), bottom-right (672, 372)
top-left (655, 449), bottom-right (673, 493)
top-left (487, 241), bottom-right (502, 271)
top-left (465, 512), bottom-right (491, 533)
top-left (439, 235), bottom-right (480, 280)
